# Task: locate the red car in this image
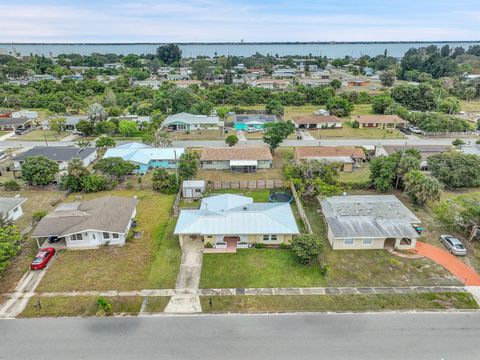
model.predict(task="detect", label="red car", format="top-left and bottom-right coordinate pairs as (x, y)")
top-left (30, 248), bottom-right (56, 270)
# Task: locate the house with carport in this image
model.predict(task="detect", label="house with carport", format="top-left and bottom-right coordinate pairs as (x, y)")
top-left (354, 115), bottom-right (408, 129)
top-left (174, 194), bottom-right (299, 250)
top-left (162, 112), bottom-right (221, 131)
top-left (320, 195), bottom-right (421, 250)
top-left (294, 146), bottom-right (366, 172)
top-left (294, 115), bottom-right (342, 129)
top-left (31, 196), bottom-right (138, 249)
top-left (200, 146), bottom-right (273, 173)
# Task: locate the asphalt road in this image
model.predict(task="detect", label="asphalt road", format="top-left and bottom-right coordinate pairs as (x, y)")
top-left (0, 136), bottom-right (477, 150)
top-left (1, 312), bottom-right (480, 359)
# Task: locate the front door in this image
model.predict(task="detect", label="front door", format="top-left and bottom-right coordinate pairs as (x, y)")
top-left (383, 238), bottom-right (396, 249)
top-left (224, 236), bottom-right (240, 250)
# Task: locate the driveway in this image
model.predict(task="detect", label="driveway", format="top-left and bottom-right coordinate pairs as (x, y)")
top-left (413, 241), bottom-right (480, 286)
top-left (164, 238), bottom-right (203, 313)
top-left (299, 129), bottom-right (315, 140)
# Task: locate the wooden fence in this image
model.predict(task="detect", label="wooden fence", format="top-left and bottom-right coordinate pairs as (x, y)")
top-left (172, 188), bottom-right (182, 217)
top-left (207, 179), bottom-right (284, 190)
top-left (290, 183), bottom-right (313, 234)
top-left (422, 131), bottom-right (476, 137)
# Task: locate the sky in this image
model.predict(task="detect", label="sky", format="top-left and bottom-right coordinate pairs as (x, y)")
top-left (0, 0), bottom-right (479, 43)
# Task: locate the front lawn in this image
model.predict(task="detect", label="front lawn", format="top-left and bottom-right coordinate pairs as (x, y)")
top-left (200, 292), bottom-right (478, 312)
top-left (170, 129), bottom-right (226, 140)
top-left (309, 122), bottom-right (405, 139)
top-left (200, 249), bottom-right (327, 288)
top-left (0, 190), bottom-right (67, 294)
top-left (36, 189), bottom-right (180, 292)
top-left (20, 296), bottom-right (143, 317)
top-left (12, 130), bottom-right (70, 141)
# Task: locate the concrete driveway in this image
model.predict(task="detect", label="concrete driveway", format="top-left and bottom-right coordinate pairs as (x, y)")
top-left (164, 238), bottom-right (203, 313)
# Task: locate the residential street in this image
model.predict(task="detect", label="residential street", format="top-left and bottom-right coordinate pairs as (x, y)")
top-left (1, 312), bottom-right (480, 359)
top-left (0, 136), bottom-right (477, 150)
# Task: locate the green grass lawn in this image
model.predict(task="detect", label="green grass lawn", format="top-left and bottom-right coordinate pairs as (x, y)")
top-left (207, 189), bottom-right (272, 202)
top-left (12, 130), bottom-right (70, 141)
top-left (142, 297), bottom-right (171, 313)
top-left (309, 122), bottom-right (405, 139)
top-left (337, 165), bottom-right (371, 186)
top-left (200, 292), bottom-right (478, 312)
top-left (20, 296), bottom-right (143, 317)
top-left (200, 249), bottom-right (327, 288)
top-left (0, 190), bottom-right (67, 294)
top-left (36, 189), bottom-right (180, 292)
top-left (460, 101), bottom-right (480, 112)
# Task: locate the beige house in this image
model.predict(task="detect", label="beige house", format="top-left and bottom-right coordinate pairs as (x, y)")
top-left (174, 194), bottom-right (299, 250)
top-left (320, 195), bottom-right (421, 250)
top-left (294, 146), bottom-right (366, 172)
top-left (355, 115), bottom-right (408, 129)
top-left (200, 146), bottom-right (273, 173)
top-left (293, 115), bottom-right (343, 129)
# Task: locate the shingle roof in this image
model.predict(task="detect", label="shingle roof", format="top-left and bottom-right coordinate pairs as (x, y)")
top-left (234, 114), bottom-right (277, 124)
top-left (355, 115), bottom-right (408, 124)
top-left (383, 145), bottom-right (451, 160)
top-left (0, 117), bottom-right (31, 126)
top-left (0, 197), bottom-right (26, 214)
top-left (293, 115), bottom-right (342, 124)
top-left (175, 194), bottom-right (299, 235)
top-left (295, 146), bottom-right (366, 160)
top-left (13, 147), bottom-right (97, 162)
top-left (32, 196), bottom-right (138, 238)
top-left (200, 147), bottom-right (272, 161)
top-left (320, 195), bottom-right (420, 239)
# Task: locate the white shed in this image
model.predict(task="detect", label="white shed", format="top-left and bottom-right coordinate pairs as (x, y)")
top-left (182, 180), bottom-right (205, 199)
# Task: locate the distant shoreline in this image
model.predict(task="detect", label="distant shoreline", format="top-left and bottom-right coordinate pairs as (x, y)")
top-left (1, 41), bottom-right (479, 46)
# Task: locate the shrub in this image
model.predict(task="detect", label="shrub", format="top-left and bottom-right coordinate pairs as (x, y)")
top-left (205, 242), bottom-right (213, 248)
top-left (32, 210), bottom-right (48, 221)
top-left (351, 120), bottom-right (359, 128)
top-left (96, 296), bottom-right (112, 316)
top-left (291, 234), bottom-right (323, 265)
top-left (3, 180), bottom-right (21, 191)
top-left (253, 242), bottom-right (266, 249)
top-left (452, 138), bottom-right (465, 147)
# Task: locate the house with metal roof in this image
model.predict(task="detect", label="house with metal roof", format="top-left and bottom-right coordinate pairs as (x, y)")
top-left (103, 143), bottom-right (184, 174)
top-left (233, 114), bottom-right (277, 131)
top-left (293, 115), bottom-right (343, 129)
top-left (0, 196), bottom-right (26, 222)
top-left (175, 194), bottom-right (299, 250)
top-left (41, 115), bottom-right (88, 131)
top-left (320, 195), bottom-right (421, 250)
top-left (13, 146), bottom-right (97, 170)
top-left (294, 146), bottom-right (366, 172)
top-left (162, 112), bottom-right (221, 132)
top-left (32, 196), bottom-right (138, 249)
top-left (200, 146), bottom-right (273, 173)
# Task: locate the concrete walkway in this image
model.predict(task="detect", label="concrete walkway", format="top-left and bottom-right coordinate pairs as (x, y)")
top-left (413, 241), bottom-right (480, 286)
top-left (0, 270), bottom-right (47, 318)
top-left (236, 131), bottom-right (247, 143)
top-left (299, 129), bottom-right (315, 140)
top-left (164, 239), bottom-right (203, 314)
top-left (0, 131), bottom-right (15, 141)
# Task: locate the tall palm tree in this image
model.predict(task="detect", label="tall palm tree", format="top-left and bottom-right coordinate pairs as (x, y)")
top-left (67, 158), bottom-right (89, 178)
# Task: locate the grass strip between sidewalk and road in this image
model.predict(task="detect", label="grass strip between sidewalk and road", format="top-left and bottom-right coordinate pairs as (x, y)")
top-left (200, 293), bottom-right (478, 313)
top-left (19, 296), bottom-right (144, 318)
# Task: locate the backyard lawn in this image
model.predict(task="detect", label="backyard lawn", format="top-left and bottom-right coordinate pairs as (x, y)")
top-left (170, 129), bottom-right (226, 140)
top-left (11, 130), bottom-right (70, 141)
top-left (201, 292), bottom-right (478, 312)
top-left (461, 100), bottom-right (480, 112)
top-left (337, 165), bottom-right (370, 186)
top-left (36, 189), bottom-right (180, 292)
top-left (0, 189), bottom-right (67, 294)
top-left (20, 296), bottom-right (144, 317)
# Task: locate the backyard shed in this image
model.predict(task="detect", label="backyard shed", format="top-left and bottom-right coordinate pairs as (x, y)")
top-left (182, 180), bottom-right (205, 199)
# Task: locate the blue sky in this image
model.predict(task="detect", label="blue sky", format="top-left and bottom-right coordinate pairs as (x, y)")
top-left (1, 0), bottom-right (479, 42)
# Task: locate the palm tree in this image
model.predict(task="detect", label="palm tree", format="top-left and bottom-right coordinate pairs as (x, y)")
top-left (395, 153), bottom-right (420, 189)
top-left (87, 103), bottom-right (107, 125)
top-left (153, 129), bottom-right (172, 147)
top-left (404, 170), bottom-right (440, 205)
top-left (67, 158), bottom-right (89, 178)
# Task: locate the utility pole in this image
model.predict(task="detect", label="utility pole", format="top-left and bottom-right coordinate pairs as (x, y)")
top-left (44, 133), bottom-right (49, 146)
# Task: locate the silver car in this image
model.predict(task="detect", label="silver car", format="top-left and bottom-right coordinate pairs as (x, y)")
top-left (440, 234), bottom-right (467, 256)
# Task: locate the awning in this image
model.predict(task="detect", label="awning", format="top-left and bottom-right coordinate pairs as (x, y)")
top-left (230, 160), bottom-right (257, 167)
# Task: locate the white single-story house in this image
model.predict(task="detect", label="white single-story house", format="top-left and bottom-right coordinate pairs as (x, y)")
top-left (355, 115), bottom-right (409, 129)
top-left (13, 146), bottom-right (97, 170)
top-left (163, 112), bottom-right (221, 131)
top-left (103, 144), bottom-right (184, 174)
top-left (200, 146), bottom-right (273, 173)
top-left (32, 196), bottom-right (138, 249)
top-left (182, 180), bottom-right (205, 199)
top-left (175, 194), bottom-right (299, 249)
top-left (41, 116), bottom-right (88, 131)
top-left (320, 195), bottom-right (421, 250)
top-left (0, 196), bottom-right (26, 222)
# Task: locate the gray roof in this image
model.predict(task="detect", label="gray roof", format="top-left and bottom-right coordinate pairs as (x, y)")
top-left (175, 194), bottom-right (299, 236)
top-left (320, 195), bottom-right (420, 239)
top-left (13, 147), bottom-right (97, 162)
top-left (383, 145), bottom-right (451, 161)
top-left (0, 197), bottom-right (26, 213)
top-left (32, 196), bottom-right (138, 238)
top-left (0, 117), bottom-right (31, 126)
top-left (163, 112), bottom-right (220, 126)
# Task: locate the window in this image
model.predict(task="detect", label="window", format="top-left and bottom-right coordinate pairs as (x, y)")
top-left (112, 233), bottom-right (119, 239)
top-left (103, 232), bottom-right (110, 240)
top-left (204, 161), bottom-right (212, 165)
top-left (263, 235), bottom-right (270, 241)
top-left (362, 239), bottom-right (373, 246)
top-left (70, 233), bottom-right (83, 241)
top-left (177, 124), bottom-right (187, 130)
top-left (271, 235), bottom-right (277, 241)
top-left (344, 239), bottom-right (354, 246)
top-left (195, 188), bottom-right (202, 193)
top-left (263, 235), bottom-right (278, 241)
